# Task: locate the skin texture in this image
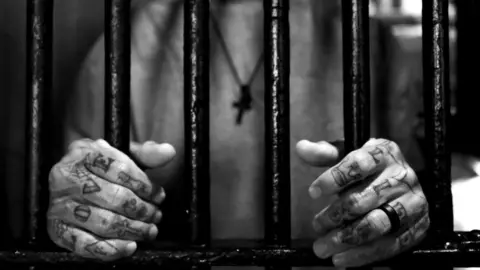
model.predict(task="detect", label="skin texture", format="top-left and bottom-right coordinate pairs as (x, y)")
top-left (47, 139), bottom-right (174, 261)
top-left (300, 139), bottom-right (428, 266)
top-left (47, 0), bottom-right (428, 268)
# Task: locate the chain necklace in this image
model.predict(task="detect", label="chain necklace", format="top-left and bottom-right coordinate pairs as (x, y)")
top-left (210, 10), bottom-right (264, 125)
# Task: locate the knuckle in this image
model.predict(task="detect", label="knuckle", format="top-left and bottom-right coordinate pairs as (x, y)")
top-left (113, 188), bottom-right (132, 207)
top-left (347, 193), bottom-right (365, 213)
top-left (351, 150), bottom-right (372, 171)
top-left (49, 163), bottom-right (64, 183)
top-left (115, 160), bottom-right (129, 173)
top-left (346, 193), bottom-right (365, 213)
top-left (67, 139), bottom-right (91, 152)
top-left (387, 141), bottom-right (401, 155)
top-left (95, 139), bottom-right (110, 148)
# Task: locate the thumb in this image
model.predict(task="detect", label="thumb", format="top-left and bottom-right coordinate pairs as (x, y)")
top-left (129, 141), bottom-right (176, 169)
top-left (295, 139), bottom-right (344, 167)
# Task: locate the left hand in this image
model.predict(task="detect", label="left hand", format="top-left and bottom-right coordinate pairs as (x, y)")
top-left (296, 138), bottom-right (429, 267)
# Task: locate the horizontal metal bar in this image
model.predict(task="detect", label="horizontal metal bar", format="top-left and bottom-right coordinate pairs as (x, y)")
top-left (2, 233), bottom-right (480, 267)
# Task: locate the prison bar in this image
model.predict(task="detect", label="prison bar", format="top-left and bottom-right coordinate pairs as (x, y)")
top-left (264, 1), bottom-right (291, 269)
top-left (184, 0), bottom-right (211, 250)
top-left (342, 0), bottom-right (371, 152)
top-left (264, 0), bottom-right (291, 254)
top-left (24, 0), bottom-right (54, 246)
top-left (422, 0), bottom-right (453, 235)
top-left (104, 0), bottom-right (131, 151)
top-left (342, 1), bottom-right (371, 270)
top-left (3, 231), bottom-right (480, 267)
top-left (4, 0), bottom-right (480, 269)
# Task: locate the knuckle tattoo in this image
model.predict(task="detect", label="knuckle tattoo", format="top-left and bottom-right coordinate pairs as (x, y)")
top-left (372, 178), bottom-right (393, 195)
top-left (367, 146), bottom-right (383, 165)
top-left (84, 240), bottom-right (119, 258)
top-left (122, 198), bottom-right (149, 220)
top-left (118, 171), bottom-right (150, 196)
top-left (338, 219), bottom-right (373, 245)
top-left (108, 216), bottom-right (147, 239)
top-left (89, 152), bottom-right (115, 173)
top-left (328, 197), bottom-right (357, 224)
top-left (331, 155), bottom-right (363, 187)
top-left (52, 219), bottom-right (77, 251)
top-left (73, 205), bottom-right (92, 223)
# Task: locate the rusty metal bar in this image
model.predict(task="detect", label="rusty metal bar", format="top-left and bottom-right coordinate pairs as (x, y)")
top-left (264, 0), bottom-right (291, 248)
top-left (24, 0), bottom-right (54, 246)
top-left (105, 0), bottom-right (131, 151)
top-left (184, 0), bottom-right (211, 249)
top-left (422, 0), bottom-right (453, 235)
top-left (342, 0), bottom-right (371, 153)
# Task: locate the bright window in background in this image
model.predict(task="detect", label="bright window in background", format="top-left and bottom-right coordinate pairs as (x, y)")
top-left (370, 0), bottom-right (455, 20)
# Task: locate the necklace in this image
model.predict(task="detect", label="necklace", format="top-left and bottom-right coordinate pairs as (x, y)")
top-left (210, 10), bottom-right (264, 125)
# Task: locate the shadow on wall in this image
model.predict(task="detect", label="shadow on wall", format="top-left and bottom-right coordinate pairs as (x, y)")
top-left (0, 0), bottom-right (104, 241)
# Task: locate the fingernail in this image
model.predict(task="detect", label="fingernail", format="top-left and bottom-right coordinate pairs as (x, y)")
top-left (153, 211), bottom-right (163, 224)
top-left (125, 242), bottom-right (137, 256)
top-left (313, 242), bottom-right (329, 258)
top-left (148, 225), bottom-right (158, 240)
top-left (144, 140), bottom-right (157, 146)
top-left (332, 254), bottom-right (346, 266)
top-left (309, 186), bottom-right (322, 199)
top-left (152, 189), bottom-right (166, 204)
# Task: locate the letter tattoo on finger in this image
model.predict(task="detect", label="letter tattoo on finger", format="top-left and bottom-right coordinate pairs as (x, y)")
top-left (91, 153), bottom-right (115, 172)
top-left (82, 178), bottom-right (101, 194)
top-left (368, 147), bottom-right (383, 164)
top-left (118, 172), bottom-right (149, 196)
top-left (73, 205), bottom-right (92, 223)
top-left (109, 218), bottom-right (145, 239)
top-left (328, 197), bottom-right (357, 225)
top-left (338, 221), bottom-right (373, 245)
top-left (84, 240), bottom-right (119, 257)
top-left (122, 198), bottom-right (148, 220)
top-left (53, 219), bottom-right (77, 251)
top-left (372, 179), bottom-right (393, 195)
top-left (331, 157), bottom-right (363, 187)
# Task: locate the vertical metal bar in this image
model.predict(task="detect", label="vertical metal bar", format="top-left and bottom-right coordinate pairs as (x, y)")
top-left (342, 1), bottom-right (371, 269)
top-left (342, 0), bottom-right (371, 153)
top-left (105, 0), bottom-right (131, 151)
top-left (264, 1), bottom-right (291, 269)
top-left (25, 0), bottom-right (53, 246)
top-left (184, 0), bottom-right (211, 252)
top-left (422, 0), bottom-right (453, 235)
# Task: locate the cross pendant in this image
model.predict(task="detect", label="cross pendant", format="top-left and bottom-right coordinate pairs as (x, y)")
top-left (232, 85), bottom-right (253, 125)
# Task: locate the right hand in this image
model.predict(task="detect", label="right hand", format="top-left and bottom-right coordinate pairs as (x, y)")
top-left (47, 139), bottom-right (176, 261)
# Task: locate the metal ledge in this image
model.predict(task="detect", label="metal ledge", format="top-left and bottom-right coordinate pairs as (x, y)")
top-left (2, 232), bottom-right (480, 267)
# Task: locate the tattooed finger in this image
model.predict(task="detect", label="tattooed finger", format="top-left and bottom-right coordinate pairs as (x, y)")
top-left (313, 194), bottom-right (427, 259)
top-left (60, 170), bottom-right (161, 223)
top-left (331, 214), bottom-right (430, 267)
top-left (83, 151), bottom-right (158, 203)
top-left (47, 218), bottom-right (137, 261)
top-left (50, 201), bottom-right (159, 241)
top-left (313, 166), bottom-right (419, 234)
top-left (309, 147), bottom-right (388, 198)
